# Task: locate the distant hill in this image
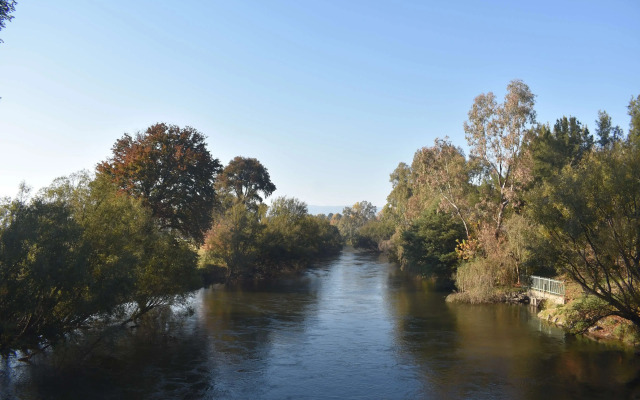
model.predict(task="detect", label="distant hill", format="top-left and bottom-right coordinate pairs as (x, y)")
top-left (307, 205), bottom-right (347, 216)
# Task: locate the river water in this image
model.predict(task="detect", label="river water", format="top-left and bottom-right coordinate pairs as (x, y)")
top-left (2, 249), bottom-right (640, 399)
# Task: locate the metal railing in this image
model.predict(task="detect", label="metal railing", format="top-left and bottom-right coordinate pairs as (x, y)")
top-left (525, 275), bottom-right (565, 296)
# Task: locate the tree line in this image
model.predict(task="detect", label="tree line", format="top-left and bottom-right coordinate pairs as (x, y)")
top-left (353, 80), bottom-right (640, 332)
top-left (0, 123), bottom-right (342, 358)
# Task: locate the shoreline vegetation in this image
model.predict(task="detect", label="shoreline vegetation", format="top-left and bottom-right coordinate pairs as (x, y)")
top-left (0, 124), bottom-right (343, 360)
top-left (344, 81), bottom-right (640, 348)
top-left (2, 81), bottom-right (640, 359)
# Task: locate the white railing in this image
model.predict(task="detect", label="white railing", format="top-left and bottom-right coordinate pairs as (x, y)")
top-left (526, 275), bottom-right (565, 296)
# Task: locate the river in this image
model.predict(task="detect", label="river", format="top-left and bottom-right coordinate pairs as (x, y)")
top-left (2, 249), bottom-right (640, 399)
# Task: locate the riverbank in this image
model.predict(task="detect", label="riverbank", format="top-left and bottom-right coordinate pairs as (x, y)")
top-left (4, 250), bottom-right (639, 399)
top-left (444, 278), bottom-right (640, 348)
top-left (444, 286), bottom-right (529, 305)
top-left (532, 279), bottom-right (639, 347)
top-left (538, 301), bottom-right (640, 347)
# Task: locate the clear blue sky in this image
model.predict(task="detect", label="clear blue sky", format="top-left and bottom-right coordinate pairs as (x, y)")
top-left (1, 1), bottom-right (638, 208)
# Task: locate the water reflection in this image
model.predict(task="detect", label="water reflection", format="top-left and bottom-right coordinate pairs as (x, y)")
top-left (197, 272), bottom-right (322, 398)
top-left (386, 267), bottom-right (640, 399)
top-left (2, 250), bottom-right (640, 399)
top-left (0, 306), bottom-right (213, 400)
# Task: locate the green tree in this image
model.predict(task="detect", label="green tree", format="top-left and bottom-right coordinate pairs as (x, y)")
top-left (400, 211), bottom-right (465, 284)
top-left (217, 156), bottom-right (276, 207)
top-left (97, 123), bottom-right (221, 243)
top-left (203, 202), bottom-right (266, 279)
top-left (411, 138), bottom-right (474, 238)
top-left (503, 213), bottom-right (537, 284)
top-left (530, 141), bottom-right (640, 327)
top-left (382, 162), bottom-right (412, 226)
top-left (262, 197), bottom-right (309, 262)
top-left (309, 217), bottom-right (343, 256)
top-left (629, 94), bottom-right (640, 140)
top-left (261, 197), bottom-right (342, 267)
top-left (329, 212), bottom-right (342, 226)
top-left (595, 110), bottom-right (623, 148)
top-left (0, 0), bottom-right (17, 43)
top-left (44, 173), bottom-right (200, 317)
top-left (0, 192), bottom-right (90, 356)
top-left (530, 116), bottom-right (593, 182)
top-left (0, 173), bottom-right (201, 357)
top-left (353, 218), bottom-right (396, 251)
top-left (464, 79), bottom-right (536, 236)
top-left (268, 196), bottom-right (308, 223)
top-left (337, 201), bottom-right (377, 245)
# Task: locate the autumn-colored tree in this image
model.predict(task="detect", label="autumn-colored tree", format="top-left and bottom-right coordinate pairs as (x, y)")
top-left (464, 79), bottom-right (536, 236)
top-left (217, 156), bottom-right (276, 207)
top-left (97, 123), bottom-right (221, 243)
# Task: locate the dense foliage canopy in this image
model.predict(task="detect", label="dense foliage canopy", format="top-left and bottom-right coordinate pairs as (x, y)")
top-left (0, 175), bottom-right (199, 357)
top-left (530, 141), bottom-right (640, 326)
top-left (203, 196), bottom-right (342, 280)
top-left (217, 156), bottom-right (276, 208)
top-left (97, 123), bottom-right (221, 243)
top-left (3, 80), bottom-right (640, 358)
top-left (352, 81), bottom-right (640, 329)
top-left (1, 123), bottom-right (343, 358)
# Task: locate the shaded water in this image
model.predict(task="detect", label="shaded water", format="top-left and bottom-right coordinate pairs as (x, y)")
top-left (2, 249), bottom-right (640, 399)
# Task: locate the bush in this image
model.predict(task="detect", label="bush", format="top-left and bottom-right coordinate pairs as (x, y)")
top-left (448, 259), bottom-right (504, 303)
top-left (0, 175), bottom-right (200, 357)
top-left (400, 211), bottom-right (465, 283)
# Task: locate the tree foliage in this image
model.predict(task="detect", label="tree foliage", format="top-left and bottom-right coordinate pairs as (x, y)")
top-left (97, 123), bottom-right (221, 243)
top-left (529, 116), bottom-right (593, 183)
top-left (203, 202), bottom-right (265, 278)
top-left (337, 201), bottom-right (377, 245)
top-left (464, 79), bottom-right (536, 235)
top-left (0, 173), bottom-right (200, 357)
top-left (382, 162), bottom-right (412, 226)
top-left (203, 197), bottom-right (341, 279)
top-left (595, 110), bottom-right (623, 149)
top-left (217, 156), bottom-right (276, 207)
top-left (0, 0), bottom-right (17, 43)
top-left (353, 218), bottom-right (396, 251)
top-left (371, 84), bottom-right (640, 326)
top-left (629, 95), bottom-right (640, 141)
top-left (0, 193), bottom-right (89, 355)
top-left (262, 198), bottom-right (342, 267)
top-left (269, 196), bottom-right (308, 223)
top-left (530, 141), bottom-right (640, 327)
top-left (400, 211), bottom-right (465, 283)
top-left (411, 138), bottom-right (474, 238)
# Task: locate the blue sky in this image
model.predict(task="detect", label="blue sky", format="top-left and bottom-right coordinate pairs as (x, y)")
top-left (0, 1), bottom-right (638, 208)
